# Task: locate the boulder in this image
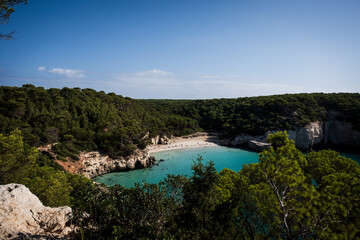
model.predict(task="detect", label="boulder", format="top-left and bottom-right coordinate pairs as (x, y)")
top-left (248, 140), bottom-right (270, 152)
top-left (158, 136), bottom-right (173, 145)
top-left (0, 184), bottom-right (73, 239)
top-left (151, 135), bottom-right (161, 145)
top-left (150, 135), bottom-right (173, 145)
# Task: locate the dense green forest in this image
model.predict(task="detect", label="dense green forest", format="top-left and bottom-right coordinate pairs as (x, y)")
top-left (1, 85), bottom-right (359, 161)
top-left (142, 92), bottom-right (360, 137)
top-left (1, 130), bottom-right (359, 239)
top-left (0, 85), bottom-right (201, 159)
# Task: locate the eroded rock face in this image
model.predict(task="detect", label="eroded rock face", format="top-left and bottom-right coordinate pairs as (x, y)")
top-left (80, 149), bottom-right (151, 178)
top-left (232, 113), bottom-right (360, 151)
top-left (288, 121), bottom-right (324, 150)
top-left (81, 134), bottom-right (176, 178)
top-left (324, 111), bottom-right (360, 146)
top-left (0, 184), bottom-right (73, 239)
top-left (288, 113), bottom-right (360, 150)
top-left (150, 135), bottom-right (174, 145)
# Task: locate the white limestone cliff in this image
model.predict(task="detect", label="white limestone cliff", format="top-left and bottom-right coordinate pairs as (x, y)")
top-left (231, 112), bottom-right (360, 152)
top-left (288, 121), bottom-right (323, 150)
top-left (0, 184), bottom-right (73, 239)
top-left (80, 149), bottom-right (152, 179)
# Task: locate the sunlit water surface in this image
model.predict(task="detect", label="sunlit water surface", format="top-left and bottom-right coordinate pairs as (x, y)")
top-left (93, 146), bottom-right (258, 188)
top-left (93, 146), bottom-right (360, 188)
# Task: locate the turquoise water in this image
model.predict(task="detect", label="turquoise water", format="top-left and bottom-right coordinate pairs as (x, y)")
top-left (93, 146), bottom-right (360, 188)
top-left (93, 146), bottom-right (259, 188)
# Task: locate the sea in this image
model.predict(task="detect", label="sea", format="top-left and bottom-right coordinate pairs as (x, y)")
top-left (93, 146), bottom-right (360, 188)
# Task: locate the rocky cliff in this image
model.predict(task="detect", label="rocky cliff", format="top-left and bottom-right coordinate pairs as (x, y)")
top-left (324, 110), bottom-right (360, 147)
top-left (80, 149), bottom-right (153, 179)
top-left (0, 184), bottom-right (73, 239)
top-left (231, 110), bottom-right (360, 152)
top-left (41, 135), bottom-right (174, 179)
top-left (287, 121), bottom-right (324, 150)
top-left (78, 135), bottom-right (171, 178)
top-left (288, 111), bottom-right (360, 150)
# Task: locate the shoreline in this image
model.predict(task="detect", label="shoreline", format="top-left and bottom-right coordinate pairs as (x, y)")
top-left (147, 132), bottom-right (221, 154)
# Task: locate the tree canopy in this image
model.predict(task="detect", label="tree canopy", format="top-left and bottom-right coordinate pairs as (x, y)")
top-left (0, 0), bottom-right (27, 39)
top-left (0, 85), bottom-right (201, 160)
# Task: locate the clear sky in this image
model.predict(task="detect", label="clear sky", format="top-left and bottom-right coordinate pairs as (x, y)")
top-left (0, 0), bottom-right (359, 99)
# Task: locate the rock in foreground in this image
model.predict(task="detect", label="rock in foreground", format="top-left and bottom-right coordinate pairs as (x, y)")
top-left (0, 184), bottom-right (73, 239)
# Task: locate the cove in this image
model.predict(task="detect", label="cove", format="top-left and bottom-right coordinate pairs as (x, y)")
top-left (93, 146), bottom-right (360, 188)
top-left (93, 146), bottom-right (259, 188)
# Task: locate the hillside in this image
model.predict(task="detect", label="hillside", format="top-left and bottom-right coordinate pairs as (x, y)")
top-left (0, 85), bottom-right (201, 160)
top-left (142, 93), bottom-right (360, 137)
top-left (1, 86), bottom-right (360, 160)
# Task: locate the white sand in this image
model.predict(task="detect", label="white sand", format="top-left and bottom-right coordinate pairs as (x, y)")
top-left (147, 133), bottom-right (220, 154)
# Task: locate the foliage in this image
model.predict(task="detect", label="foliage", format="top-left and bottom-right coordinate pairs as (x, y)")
top-left (305, 150), bottom-right (360, 239)
top-left (175, 156), bottom-right (219, 239)
top-left (143, 92), bottom-right (360, 137)
top-left (0, 129), bottom-right (38, 183)
top-left (0, 0), bottom-right (27, 39)
top-left (2, 86), bottom-right (359, 160)
top-left (0, 85), bottom-right (201, 159)
top-left (52, 142), bottom-right (80, 160)
top-left (258, 131), bottom-right (319, 239)
top-left (71, 179), bottom-right (183, 239)
top-left (25, 166), bottom-right (73, 206)
top-left (0, 130), bottom-right (91, 207)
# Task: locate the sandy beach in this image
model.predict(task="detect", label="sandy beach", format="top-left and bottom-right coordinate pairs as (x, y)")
top-left (147, 132), bottom-right (221, 154)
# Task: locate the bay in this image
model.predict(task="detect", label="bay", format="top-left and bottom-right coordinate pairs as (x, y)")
top-left (93, 146), bottom-right (360, 188)
top-left (93, 146), bottom-right (259, 188)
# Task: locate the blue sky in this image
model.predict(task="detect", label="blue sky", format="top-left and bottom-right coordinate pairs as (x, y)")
top-left (0, 0), bottom-right (359, 99)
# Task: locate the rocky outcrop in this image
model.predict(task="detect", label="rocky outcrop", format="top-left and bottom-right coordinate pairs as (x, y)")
top-left (150, 135), bottom-right (174, 145)
top-left (324, 110), bottom-right (360, 146)
top-left (287, 121), bottom-right (324, 150)
top-left (248, 140), bottom-right (270, 152)
top-left (231, 110), bottom-right (360, 152)
top-left (232, 134), bottom-right (252, 145)
top-left (48, 134), bottom-right (172, 179)
top-left (226, 133), bottom-right (269, 151)
top-left (80, 149), bottom-right (154, 179)
top-left (0, 184), bottom-right (73, 239)
top-left (287, 112), bottom-right (360, 150)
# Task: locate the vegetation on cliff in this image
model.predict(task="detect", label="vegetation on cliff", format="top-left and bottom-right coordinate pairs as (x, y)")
top-left (142, 93), bottom-right (360, 137)
top-left (0, 85), bottom-right (201, 160)
top-left (1, 85), bottom-right (359, 161)
top-left (0, 130), bottom-right (91, 207)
